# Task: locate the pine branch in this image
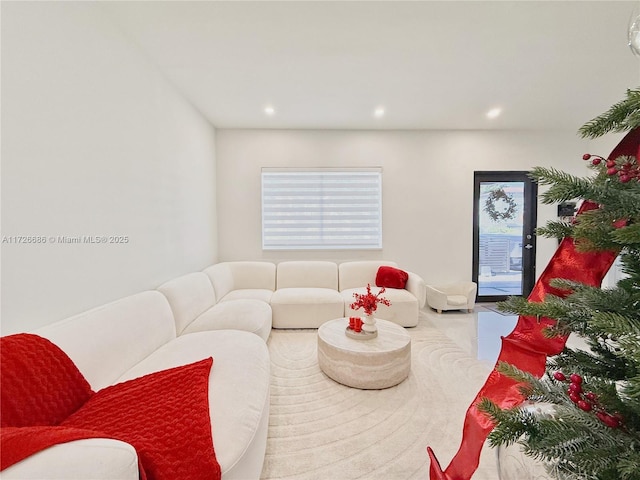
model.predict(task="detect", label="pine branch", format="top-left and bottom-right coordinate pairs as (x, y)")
top-left (498, 294), bottom-right (573, 321)
top-left (537, 221), bottom-right (574, 241)
top-left (529, 167), bottom-right (594, 204)
top-left (579, 88), bottom-right (640, 138)
top-left (591, 310), bottom-right (640, 339)
top-left (618, 249), bottom-right (640, 292)
top-left (611, 225), bottom-right (640, 246)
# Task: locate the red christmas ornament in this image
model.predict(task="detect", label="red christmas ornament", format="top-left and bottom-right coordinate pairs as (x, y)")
top-left (553, 371), bottom-right (566, 381)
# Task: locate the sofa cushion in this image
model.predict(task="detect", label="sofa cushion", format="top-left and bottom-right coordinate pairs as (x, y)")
top-left (276, 261), bottom-right (338, 289)
top-left (182, 300), bottom-right (272, 341)
top-left (338, 260), bottom-right (398, 291)
top-left (0, 438), bottom-right (139, 480)
top-left (447, 295), bottom-right (469, 307)
top-left (342, 287), bottom-right (419, 327)
top-left (375, 266), bottom-right (409, 289)
top-left (271, 288), bottom-right (344, 328)
top-left (157, 272), bottom-right (217, 335)
top-left (34, 291), bottom-right (176, 391)
top-left (219, 289), bottom-right (273, 304)
top-left (114, 331), bottom-right (270, 480)
top-left (204, 263), bottom-right (235, 300)
top-left (204, 262), bottom-right (276, 301)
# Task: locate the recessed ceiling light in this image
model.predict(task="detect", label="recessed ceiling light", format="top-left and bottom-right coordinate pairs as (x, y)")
top-left (264, 106), bottom-right (275, 116)
top-left (374, 107), bottom-right (385, 118)
top-left (486, 107), bottom-right (502, 119)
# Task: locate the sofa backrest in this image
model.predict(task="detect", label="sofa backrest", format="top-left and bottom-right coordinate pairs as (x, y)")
top-left (338, 260), bottom-right (398, 291)
top-left (34, 291), bottom-right (176, 391)
top-left (204, 261), bottom-right (276, 300)
top-left (277, 261), bottom-right (338, 289)
top-left (157, 272), bottom-right (216, 335)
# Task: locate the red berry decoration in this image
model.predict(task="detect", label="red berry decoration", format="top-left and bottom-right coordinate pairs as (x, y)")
top-left (585, 392), bottom-right (597, 401)
top-left (569, 392), bottom-right (581, 403)
top-left (583, 153), bottom-right (591, 160)
top-left (553, 371), bottom-right (566, 381)
top-left (569, 373), bottom-right (583, 384)
top-left (569, 382), bottom-right (583, 394)
top-left (596, 412), bottom-right (620, 428)
top-left (607, 167), bottom-right (618, 176)
top-left (577, 400), bottom-right (592, 412)
top-left (606, 159), bottom-right (616, 168)
top-left (620, 175), bottom-right (631, 183)
top-left (592, 158), bottom-right (602, 165)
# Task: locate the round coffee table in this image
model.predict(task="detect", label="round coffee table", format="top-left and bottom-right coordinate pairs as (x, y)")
top-left (317, 317), bottom-right (411, 389)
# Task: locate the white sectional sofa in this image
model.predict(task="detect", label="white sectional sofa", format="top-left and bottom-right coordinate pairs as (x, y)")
top-left (3, 291), bottom-right (270, 480)
top-left (204, 261), bottom-right (277, 304)
top-left (157, 271), bottom-right (273, 341)
top-left (2, 259), bottom-right (425, 479)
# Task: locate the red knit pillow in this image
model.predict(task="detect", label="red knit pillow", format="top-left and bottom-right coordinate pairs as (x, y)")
top-left (0, 334), bottom-right (94, 427)
top-left (375, 266), bottom-right (409, 289)
top-left (62, 357), bottom-right (220, 480)
top-left (1, 358), bottom-right (220, 479)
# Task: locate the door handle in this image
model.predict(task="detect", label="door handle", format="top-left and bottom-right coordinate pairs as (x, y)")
top-left (524, 244), bottom-right (533, 249)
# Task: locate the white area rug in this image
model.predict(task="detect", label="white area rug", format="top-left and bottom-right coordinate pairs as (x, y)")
top-left (261, 316), bottom-right (500, 480)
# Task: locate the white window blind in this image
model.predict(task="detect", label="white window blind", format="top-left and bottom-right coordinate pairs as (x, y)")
top-left (262, 168), bottom-right (382, 250)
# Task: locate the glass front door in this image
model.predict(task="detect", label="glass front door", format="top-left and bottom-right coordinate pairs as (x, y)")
top-left (473, 172), bottom-right (538, 302)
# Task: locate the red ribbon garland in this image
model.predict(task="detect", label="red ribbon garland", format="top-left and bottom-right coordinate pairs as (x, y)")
top-left (428, 127), bottom-right (640, 480)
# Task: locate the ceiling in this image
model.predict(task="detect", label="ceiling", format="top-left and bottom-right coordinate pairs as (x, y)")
top-left (102, 1), bottom-right (640, 131)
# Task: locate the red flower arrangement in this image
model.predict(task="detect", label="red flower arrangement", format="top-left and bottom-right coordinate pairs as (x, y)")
top-left (350, 283), bottom-right (391, 316)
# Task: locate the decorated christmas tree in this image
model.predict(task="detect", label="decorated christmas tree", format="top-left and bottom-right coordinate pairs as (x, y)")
top-left (480, 88), bottom-right (640, 479)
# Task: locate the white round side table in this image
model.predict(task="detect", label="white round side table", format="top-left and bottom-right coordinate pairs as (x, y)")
top-left (317, 317), bottom-right (411, 389)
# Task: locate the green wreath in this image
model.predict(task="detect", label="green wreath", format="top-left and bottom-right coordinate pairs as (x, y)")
top-left (484, 188), bottom-right (517, 221)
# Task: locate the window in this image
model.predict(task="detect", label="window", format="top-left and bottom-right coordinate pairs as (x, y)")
top-left (262, 168), bottom-right (382, 250)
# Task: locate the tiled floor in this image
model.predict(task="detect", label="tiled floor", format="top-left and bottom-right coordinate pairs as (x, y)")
top-left (424, 303), bottom-right (518, 366)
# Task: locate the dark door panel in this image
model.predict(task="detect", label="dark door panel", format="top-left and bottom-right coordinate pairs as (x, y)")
top-left (473, 172), bottom-right (538, 302)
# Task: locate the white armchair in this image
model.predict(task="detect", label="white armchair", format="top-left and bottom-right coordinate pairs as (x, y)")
top-left (425, 282), bottom-right (477, 314)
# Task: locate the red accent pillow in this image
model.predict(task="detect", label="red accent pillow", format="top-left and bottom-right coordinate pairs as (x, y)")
top-left (1, 358), bottom-right (219, 479)
top-left (62, 357), bottom-right (220, 480)
top-left (375, 266), bottom-right (409, 289)
top-left (0, 334), bottom-right (94, 427)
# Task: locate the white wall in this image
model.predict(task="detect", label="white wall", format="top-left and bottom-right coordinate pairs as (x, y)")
top-left (216, 129), bottom-right (621, 286)
top-left (1, 2), bottom-right (218, 334)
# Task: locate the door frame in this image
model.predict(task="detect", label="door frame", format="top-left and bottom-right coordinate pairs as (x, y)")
top-left (472, 171), bottom-right (538, 302)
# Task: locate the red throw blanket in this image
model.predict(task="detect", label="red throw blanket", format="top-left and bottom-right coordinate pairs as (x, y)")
top-left (0, 333), bottom-right (221, 480)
